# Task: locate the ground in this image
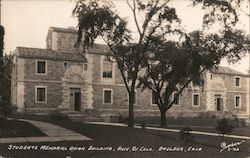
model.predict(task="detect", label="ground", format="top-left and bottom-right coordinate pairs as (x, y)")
top-left (0, 119), bottom-right (46, 138)
top-left (0, 115), bottom-right (249, 158)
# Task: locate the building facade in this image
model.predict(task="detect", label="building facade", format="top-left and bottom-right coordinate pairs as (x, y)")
top-left (11, 27), bottom-right (250, 119)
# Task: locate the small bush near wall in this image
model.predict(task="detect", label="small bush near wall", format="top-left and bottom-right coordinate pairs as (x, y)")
top-left (180, 127), bottom-right (193, 144)
top-left (0, 114), bottom-right (7, 130)
top-left (50, 111), bottom-right (68, 120)
top-left (215, 118), bottom-right (234, 137)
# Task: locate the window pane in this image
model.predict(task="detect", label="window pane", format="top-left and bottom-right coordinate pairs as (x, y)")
top-left (193, 94), bottom-right (199, 106)
top-left (235, 96), bottom-right (240, 107)
top-left (173, 93), bottom-right (179, 105)
top-left (235, 77), bottom-right (240, 86)
top-left (103, 60), bottom-right (112, 78)
top-left (152, 91), bottom-right (157, 104)
top-left (37, 61), bottom-right (46, 73)
top-left (104, 90), bottom-right (112, 103)
top-left (37, 88), bottom-right (45, 102)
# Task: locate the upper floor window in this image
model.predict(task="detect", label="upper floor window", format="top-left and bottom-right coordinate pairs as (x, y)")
top-left (36, 60), bottom-right (46, 74)
top-left (35, 86), bottom-right (47, 103)
top-left (235, 77), bottom-right (241, 87)
top-left (102, 59), bottom-right (113, 78)
top-left (192, 93), bottom-right (200, 106)
top-left (235, 95), bottom-right (241, 108)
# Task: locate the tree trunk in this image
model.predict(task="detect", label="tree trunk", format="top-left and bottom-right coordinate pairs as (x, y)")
top-left (128, 92), bottom-right (134, 127)
top-left (160, 110), bottom-right (167, 127)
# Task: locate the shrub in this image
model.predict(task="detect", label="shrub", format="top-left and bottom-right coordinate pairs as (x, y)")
top-left (0, 114), bottom-right (7, 130)
top-left (118, 115), bottom-right (124, 123)
top-left (215, 118), bottom-right (234, 136)
top-left (50, 112), bottom-right (68, 120)
top-left (180, 126), bottom-right (193, 143)
top-left (140, 122), bottom-right (146, 129)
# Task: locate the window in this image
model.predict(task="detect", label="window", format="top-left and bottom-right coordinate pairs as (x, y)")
top-left (84, 64), bottom-right (88, 70)
top-left (235, 96), bottom-right (241, 108)
top-left (151, 91), bottom-right (157, 105)
top-left (103, 89), bottom-right (113, 104)
top-left (235, 77), bottom-right (241, 87)
top-left (36, 60), bottom-right (46, 74)
top-left (35, 86), bottom-right (47, 103)
top-left (102, 59), bottom-right (113, 78)
top-left (172, 93), bottom-right (179, 105)
top-left (192, 93), bottom-right (200, 106)
top-left (210, 74), bottom-right (213, 80)
top-left (63, 62), bottom-right (68, 69)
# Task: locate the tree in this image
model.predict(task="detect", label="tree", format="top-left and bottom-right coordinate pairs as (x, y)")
top-left (0, 53), bottom-right (14, 116)
top-left (0, 25), bottom-right (5, 117)
top-left (0, 25), bottom-right (14, 119)
top-left (137, 0), bottom-right (250, 126)
top-left (139, 30), bottom-right (249, 126)
top-left (215, 118), bottom-right (235, 137)
top-left (73, 0), bottom-right (249, 127)
top-left (73, 0), bottom-right (180, 127)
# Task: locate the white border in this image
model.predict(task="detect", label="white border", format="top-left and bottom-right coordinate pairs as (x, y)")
top-left (234, 76), bottom-right (241, 87)
top-left (103, 88), bottom-right (113, 104)
top-left (36, 59), bottom-right (47, 75)
top-left (35, 85), bottom-right (47, 103)
top-left (234, 95), bottom-right (241, 108)
top-left (101, 56), bottom-right (115, 83)
top-left (192, 93), bottom-right (200, 107)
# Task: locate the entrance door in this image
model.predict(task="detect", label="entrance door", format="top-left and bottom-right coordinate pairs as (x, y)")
top-left (70, 88), bottom-right (81, 111)
top-left (74, 92), bottom-right (81, 111)
top-left (215, 95), bottom-right (223, 112)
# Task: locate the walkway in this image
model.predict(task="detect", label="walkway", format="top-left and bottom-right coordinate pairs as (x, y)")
top-left (86, 122), bottom-right (250, 140)
top-left (0, 119), bottom-right (91, 144)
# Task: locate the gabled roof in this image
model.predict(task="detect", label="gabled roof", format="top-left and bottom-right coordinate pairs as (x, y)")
top-left (212, 66), bottom-right (248, 77)
top-left (16, 47), bottom-right (87, 62)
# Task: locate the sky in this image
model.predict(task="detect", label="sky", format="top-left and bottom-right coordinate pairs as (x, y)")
top-left (1, 0), bottom-right (249, 73)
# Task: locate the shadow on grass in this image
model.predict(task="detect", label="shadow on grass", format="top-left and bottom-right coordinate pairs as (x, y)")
top-left (0, 119), bottom-right (46, 138)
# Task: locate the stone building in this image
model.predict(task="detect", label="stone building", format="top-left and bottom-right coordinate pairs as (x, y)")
top-left (11, 27), bottom-right (250, 119)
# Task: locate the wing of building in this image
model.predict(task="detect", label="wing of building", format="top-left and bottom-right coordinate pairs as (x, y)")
top-left (11, 27), bottom-right (250, 120)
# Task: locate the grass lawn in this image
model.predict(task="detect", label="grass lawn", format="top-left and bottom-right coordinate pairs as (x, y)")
top-left (133, 116), bottom-right (250, 137)
top-left (0, 119), bottom-right (46, 138)
top-left (1, 117), bottom-right (249, 158)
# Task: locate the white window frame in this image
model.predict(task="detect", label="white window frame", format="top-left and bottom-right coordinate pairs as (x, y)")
top-left (192, 93), bottom-right (200, 107)
top-left (151, 91), bottom-right (158, 106)
top-left (103, 88), bottom-right (113, 104)
top-left (127, 90), bottom-right (137, 105)
top-left (172, 92), bottom-right (180, 106)
top-left (101, 56), bottom-right (115, 80)
top-left (36, 60), bottom-right (47, 75)
top-left (35, 86), bottom-right (47, 103)
top-left (234, 95), bottom-right (241, 108)
top-left (234, 76), bottom-right (241, 87)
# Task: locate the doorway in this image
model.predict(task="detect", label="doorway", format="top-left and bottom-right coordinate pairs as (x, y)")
top-left (70, 88), bottom-right (81, 111)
